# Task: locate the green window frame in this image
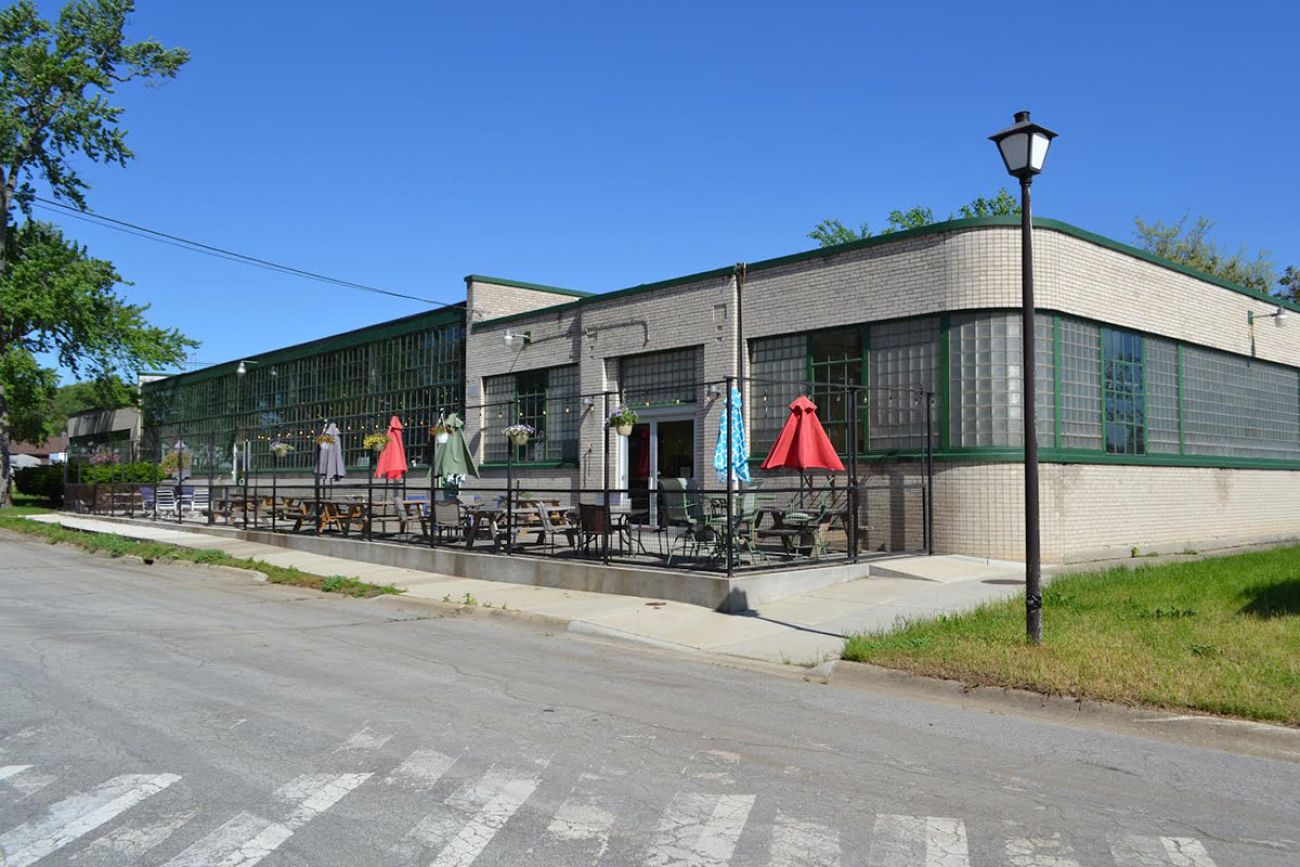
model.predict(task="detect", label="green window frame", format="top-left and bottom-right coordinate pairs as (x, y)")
top-left (808, 328), bottom-right (865, 456)
top-left (482, 365), bottom-right (580, 465)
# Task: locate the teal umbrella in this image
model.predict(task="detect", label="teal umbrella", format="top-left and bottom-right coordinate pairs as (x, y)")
top-left (430, 412), bottom-right (479, 483)
top-left (713, 385), bottom-right (751, 485)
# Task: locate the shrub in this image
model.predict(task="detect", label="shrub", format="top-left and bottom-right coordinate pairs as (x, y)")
top-left (13, 465), bottom-right (64, 504)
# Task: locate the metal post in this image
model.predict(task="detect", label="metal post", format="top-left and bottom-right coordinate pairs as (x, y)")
top-left (602, 391), bottom-right (611, 564)
top-left (313, 439), bottom-right (322, 536)
top-left (367, 425), bottom-right (375, 543)
top-left (429, 420), bottom-right (439, 549)
top-left (1020, 176), bottom-right (1043, 645)
top-left (177, 431), bottom-right (185, 526)
top-left (207, 433), bottom-right (215, 525)
top-left (848, 386), bottom-right (860, 563)
top-left (724, 376), bottom-right (735, 577)
top-left (271, 438), bottom-right (278, 533)
top-left (505, 423), bottom-right (513, 557)
top-left (925, 390), bottom-right (935, 556)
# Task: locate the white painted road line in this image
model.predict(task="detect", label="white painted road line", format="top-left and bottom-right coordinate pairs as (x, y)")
top-left (0, 765), bottom-right (55, 802)
top-left (769, 811), bottom-right (841, 867)
top-left (0, 772), bottom-right (179, 867)
top-left (339, 721), bottom-right (396, 752)
top-left (391, 766), bottom-right (542, 867)
top-left (870, 814), bottom-right (971, 867)
top-left (1114, 835), bottom-right (1221, 867)
top-left (643, 792), bottom-right (756, 867)
top-left (162, 772), bottom-right (371, 867)
top-left (69, 808), bottom-right (198, 864)
top-left (384, 749), bottom-right (457, 790)
top-left (545, 773), bottom-right (618, 862)
top-left (0, 767), bottom-right (31, 782)
top-left (1005, 833), bottom-right (1084, 866)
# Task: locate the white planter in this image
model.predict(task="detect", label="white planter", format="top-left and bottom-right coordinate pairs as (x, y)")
top-left (614, 423), bottom-right (634, 437)
top-left (509, 433), bottom-right (531, 447)
top-left (435, 432), bottom-right (451, 445)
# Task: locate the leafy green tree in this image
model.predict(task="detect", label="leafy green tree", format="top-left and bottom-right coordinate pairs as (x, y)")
top-left (1278, 265), bottom-right (1300, 303)
top-left (1132, 214), bottom-right (1276, 295)
top-left (808, 191), bottom-right (1018, 247)
top-left (48, 373), bottom-right (136, 433)
top-left (0, 0), bottom-right (190, 503)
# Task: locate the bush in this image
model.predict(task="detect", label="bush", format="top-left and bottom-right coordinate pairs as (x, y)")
top-left (72, 461), bottom-right (166, 484)
top-left (13, 465), bottom-right (64, 504)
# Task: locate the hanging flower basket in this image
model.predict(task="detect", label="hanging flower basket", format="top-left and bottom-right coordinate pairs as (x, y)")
top-left (362, 432), bottom-right (390, 454)
top-left (431, 424), bottom-right (451, 445)
top-left (606, 406), bottom-right (638, 437)
top-left (270, 440), bottom-right (294, 459)
top-left (315, 433), bottom-right (336, 450)
top-left (503, 423), bottom-right (535, 447)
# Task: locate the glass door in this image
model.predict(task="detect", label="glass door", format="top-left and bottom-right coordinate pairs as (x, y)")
top-left (623, 416), bottom-right (695, 526)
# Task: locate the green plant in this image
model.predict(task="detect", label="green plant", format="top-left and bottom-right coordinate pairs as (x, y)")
top-left (12, 465), bottom-right (63, 503)
top-left (606, 406), bottom-right (639, 429)
top-left (462, 592), bottom-right (478, 607)
top-left (362, 432), bottom-right (390, 453)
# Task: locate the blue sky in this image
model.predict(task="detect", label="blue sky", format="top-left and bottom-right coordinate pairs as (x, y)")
top-left (29, 0), bottom-right (1300, 377)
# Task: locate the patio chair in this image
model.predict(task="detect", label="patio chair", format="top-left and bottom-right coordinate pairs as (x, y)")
top-left (155, 486), bottom-right (179, 518)
top-left (139, 486), bottom-right (156, 513)
top-left (658, 478), bottom-right (710, 564)
top-left (431, 500), bottom-right (467, 544)
top-left (187, 487), bottom-right (211, 517)
top-left (577, 502), bottom-right (611, 556)
top-left (529, 502), bottom-right (574, 551)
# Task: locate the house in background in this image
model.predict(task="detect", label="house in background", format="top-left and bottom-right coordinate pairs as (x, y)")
top-left (10, 433), bottom-right (69, 466)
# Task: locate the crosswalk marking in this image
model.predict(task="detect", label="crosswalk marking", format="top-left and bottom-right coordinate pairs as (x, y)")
top-left (869, 814), bottom-right (970, 867)
top-left (0, 772), bottom-right (179, 867)
top-left (644, 792), bottom-right (755, 867)
top-left (1006, 833), bottom-right (1084, 866)
top-left (1113, 835), bottom-right (1220, 867)
top-left (545, 773), bottom-right (618, 861)
top-left (391, 765), bottom-right (542, 867)
top-left (384, 748), bottom-right (457, 789)
top-left (769, 811), bottom-right (841, 867)
top-left (339, 722), bottom-right (396, 751)
top-left (162, 772), bottom-right (370, 867)
top-left (0, 765), bottom-right (55, 802)
top-left (69, 808), bottom-right (198, 864)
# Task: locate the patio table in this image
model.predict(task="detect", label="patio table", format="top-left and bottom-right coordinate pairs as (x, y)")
top-left (462, 503), bottom-right (540, 550)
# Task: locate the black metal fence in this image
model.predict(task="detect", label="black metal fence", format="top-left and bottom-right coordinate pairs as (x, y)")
top-left (66, 375), bottom-right (937, 575)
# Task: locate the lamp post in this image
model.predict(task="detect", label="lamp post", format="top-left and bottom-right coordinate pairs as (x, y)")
top-left (989, 110), bottom-right (1058, 646)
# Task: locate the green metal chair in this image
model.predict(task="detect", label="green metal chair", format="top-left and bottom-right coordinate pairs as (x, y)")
top-left (658, 478), bottom-right (708, 564)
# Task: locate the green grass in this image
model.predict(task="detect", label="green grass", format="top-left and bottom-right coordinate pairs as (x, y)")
top-left (3, 493), bottom-right (56, 516)
top-left (0, 514), bottom-right (402, 599)
top-left (843, 546), bottom-right (1300, 725)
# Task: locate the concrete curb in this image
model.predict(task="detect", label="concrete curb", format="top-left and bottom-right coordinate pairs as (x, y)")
top-left (810, 659), bottom-right (1300, 763)
top-left (368, 592), bottom-right (574, 632)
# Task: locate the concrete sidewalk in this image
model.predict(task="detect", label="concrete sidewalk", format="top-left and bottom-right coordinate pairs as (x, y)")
top-left (23, 514), bottom-right (1024, 665)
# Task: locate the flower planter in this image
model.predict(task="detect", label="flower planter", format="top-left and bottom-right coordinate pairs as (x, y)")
top-left (435, 432), bottom-right (451, 445)
top-left (614, 423), bottom-right (634, 437)
top-left (509, 432), bottom-right (531, 447)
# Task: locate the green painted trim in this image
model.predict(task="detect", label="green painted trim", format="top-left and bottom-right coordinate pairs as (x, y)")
top-left (143, 304), bottom-right (466, 389)
top-left (481, 460), bottom-right (579, 470)
top-left (475, 215), bottom-right (1299, 332)
top-left (1052, 314), bottom-right (1062, 449)
top-left (849, 447), bottom-right (1300, 471)
top-left (464, 274), bottom-right (592, 298)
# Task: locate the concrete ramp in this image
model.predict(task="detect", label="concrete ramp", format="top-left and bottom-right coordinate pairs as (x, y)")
top-left (867, 554), bottom-right (1025, 584)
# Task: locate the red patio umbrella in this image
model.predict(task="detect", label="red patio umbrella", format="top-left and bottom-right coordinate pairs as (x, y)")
top-left (760, 395), bottom-right (846, 472)
top-left (375, 415), bottom-right (409, 480)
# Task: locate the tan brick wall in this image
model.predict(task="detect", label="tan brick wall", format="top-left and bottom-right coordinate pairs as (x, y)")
top-left (464, 223), bottom-right (1300, 559)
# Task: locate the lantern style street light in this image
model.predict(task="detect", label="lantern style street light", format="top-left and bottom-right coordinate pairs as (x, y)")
top-left (990, 110), bottom-right (1058, 646)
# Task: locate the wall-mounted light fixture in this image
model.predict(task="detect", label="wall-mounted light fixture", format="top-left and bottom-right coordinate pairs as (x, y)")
top-left (1249, 306), bottom-right (1291, 329)
top-left (581, 396), bottom-right (595, 409)
top-left (503, 329), bottom-right (532, 347)
top-left (706, 383), bottom-right (724, 398)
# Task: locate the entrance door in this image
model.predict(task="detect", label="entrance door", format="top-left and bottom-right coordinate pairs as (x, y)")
top-left (625, 417), bottom-right (695, 525)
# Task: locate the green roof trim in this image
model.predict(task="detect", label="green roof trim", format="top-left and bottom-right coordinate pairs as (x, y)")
top-left (465, 274), bottom-right (593, 298)
top-left (475, 215), bottom-right (1298, 329)
top-left (145, 303), bottom-right (466, 388)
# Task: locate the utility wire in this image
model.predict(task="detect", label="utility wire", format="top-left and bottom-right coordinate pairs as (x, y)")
top-left (32, 196), bottom-right (452, 308)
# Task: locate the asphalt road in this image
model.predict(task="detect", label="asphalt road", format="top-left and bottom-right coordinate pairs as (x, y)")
top-left (0, 534), bottom-right (1297, 867)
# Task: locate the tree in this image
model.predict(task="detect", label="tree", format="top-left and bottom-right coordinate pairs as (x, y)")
top-left (0, 0), bottom-right (190, 503)
top-left (808, 191), bottom-right (1018, 247)
top-left (1278, 265), bottom-right (1300, 304)
top-left (1132, 214), bottom-right (1276, 295)
top-left (48, 373), bottom-right (136, 433)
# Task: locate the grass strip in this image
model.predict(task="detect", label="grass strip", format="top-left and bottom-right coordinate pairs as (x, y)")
top-left (843, 546), bottom-right (1300, 725)
top-left (0, 513), bottom-right (402, 599)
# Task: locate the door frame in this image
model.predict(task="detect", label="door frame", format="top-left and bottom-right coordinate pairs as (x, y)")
top-left (618, 407), bottom-right (696, 525)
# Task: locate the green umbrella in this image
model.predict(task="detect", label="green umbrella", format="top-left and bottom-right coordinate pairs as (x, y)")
top-left (430, 412), bottom-right (479, 482)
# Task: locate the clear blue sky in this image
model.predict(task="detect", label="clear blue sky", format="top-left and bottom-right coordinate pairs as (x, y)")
top-left (30, 0), bottom-right (1300, 377)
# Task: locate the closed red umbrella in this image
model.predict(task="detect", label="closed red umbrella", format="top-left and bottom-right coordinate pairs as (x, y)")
top-left (760, 395), bottom-right (845, 472)
top-left (375, 415), bottom-right (409, 480)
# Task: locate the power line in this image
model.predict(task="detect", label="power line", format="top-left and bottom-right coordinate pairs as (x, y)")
top-left (32, 196), bottom-right (451, 307)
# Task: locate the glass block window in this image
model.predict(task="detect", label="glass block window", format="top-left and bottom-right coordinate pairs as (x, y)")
top-left (1058, 318), bottom-right (1102, 450)
top-left (482, 365), bottom-right (581, 463)
top-left (621, 348), bottom-right (700, 407)
top-left (749, 335), bottom-right (805, 455)
top-left (1146, 338), bottom-right (1179, 454)
top-left (1182, 348), bottom-right (1300, 459)
top-left (868, 317), bottom-right (938, 451)
top-left (1102, 328), bottom-right (1145, 455)
top-left (810, 329), bottom-right (864, 455)
top-left (949, 312), bottom-right (1053, 448)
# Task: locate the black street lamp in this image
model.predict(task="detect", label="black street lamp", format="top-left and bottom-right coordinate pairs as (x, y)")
top-left (990, 110), bottom-right (1058, 646)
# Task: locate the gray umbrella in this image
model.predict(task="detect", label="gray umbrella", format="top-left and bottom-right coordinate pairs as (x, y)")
top-left (316, 422), bottom-right (346, 482)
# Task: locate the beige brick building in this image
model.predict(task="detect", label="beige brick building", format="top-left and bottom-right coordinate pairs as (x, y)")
top-left (464, 216), bottom-right (1300, 564)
